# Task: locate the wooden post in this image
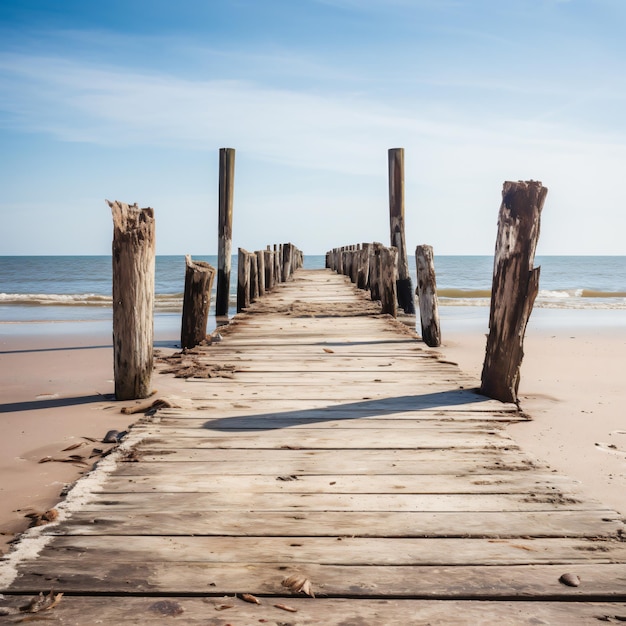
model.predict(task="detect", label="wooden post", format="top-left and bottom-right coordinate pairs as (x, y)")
top-left (480, 180), bottom-right (547, 404)
top-left (264, 248), bottom-right (275, 291)
top-left (282, 243), bottom-right (292, 282)
top-left (380, 246), bottom-right (398, 317)
top-left (181, 255), bottom-right (216, 350)
top-left (388, 148), bottom-right (416, 314)
top-left (415, 245), bottom-right (441, 347)
top-left (216, 147), bottom-right (235, 318)
top-left (256, 251), bottom-right (266, 296)
top-left (369, 243), bottom-right (382, 301)
top-left (237, 247), bottom-right (251, 313)
top-left (357, 243), bottom-right (371, 290)
top-left (108, 200), bottom-right (155, 400)
top-left (249, 251), bottom-right (259, 302)
top-left (275, 244), bottom-right (282, 283)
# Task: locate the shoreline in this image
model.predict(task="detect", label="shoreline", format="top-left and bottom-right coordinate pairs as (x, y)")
top-left (1, 307), bottom-right (624, 554)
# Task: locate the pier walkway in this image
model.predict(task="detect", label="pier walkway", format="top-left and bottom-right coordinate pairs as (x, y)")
top-left (1, 269), bottom-right (626, 624)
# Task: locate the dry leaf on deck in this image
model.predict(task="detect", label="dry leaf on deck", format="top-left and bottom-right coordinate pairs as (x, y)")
top-left (214, 604), bottom-right (234, 611)
top-left (282, 575), bottom-right (315, 598)
top-left (239, 593), bottom-right (261, 605)
top-left (20, 591), bottom-right (63, 613)
top-left (274, 603), bottom-right (298, 613)
top-left (322, 348), bottom-right (334, 353)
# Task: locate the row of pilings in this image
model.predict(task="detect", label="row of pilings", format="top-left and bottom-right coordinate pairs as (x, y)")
top-left (237, 243), bottom-right (303, 313)
top-left (326, 243), bottom-right (399, 318)
top-left (326, 179), bottom-right (548, 406)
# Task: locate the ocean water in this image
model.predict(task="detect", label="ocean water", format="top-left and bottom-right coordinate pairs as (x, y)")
top-left (0, 255), bottom-right (624, 335)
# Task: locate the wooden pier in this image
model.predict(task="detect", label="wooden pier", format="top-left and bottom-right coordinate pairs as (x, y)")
top-left (1, 269), bottom-right (626, 624)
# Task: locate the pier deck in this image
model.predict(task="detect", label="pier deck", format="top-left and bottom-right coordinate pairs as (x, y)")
top-left (1, 269), bottom-right (625, 624)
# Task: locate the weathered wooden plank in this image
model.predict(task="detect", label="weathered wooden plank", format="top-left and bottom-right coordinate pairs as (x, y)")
top-left (76, 492), bottom-right (594, 513)
top-left (114, 448), bottom-right (541, 472)
top-left (153, 408), bottom-right (524, 422)
top-left (55, 510), bottom-right (622, 539)
top-left (132, 428), bottom-right (511, 450)
top-left (2, 595), bottom-right (625, 625)
top-left (91, 471), bottom-right (582, 495)
top-left (8, 563), bottom-right (626, 599)
top-left (25, 535), bottom-right (626, 565)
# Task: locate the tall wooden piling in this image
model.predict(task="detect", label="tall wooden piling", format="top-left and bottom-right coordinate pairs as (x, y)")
top-left (480, 180), bottom-right (547, 404)
top-left (108, 200), bottom-right (155, 400)
top-left (388, 148), bottom-right (415, 315)
top-left (415, 244), bottom-right (441, 347)
top-left (216, 148), bottom-right (235, 318)
top-left (181, 255), bottom-right (216, 350)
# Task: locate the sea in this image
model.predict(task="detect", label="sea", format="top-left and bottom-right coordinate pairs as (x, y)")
top-left (1, 255), bottom-right (624, 340)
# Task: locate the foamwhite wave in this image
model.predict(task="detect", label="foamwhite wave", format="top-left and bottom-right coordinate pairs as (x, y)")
top-left (0, 292), bottom-right (185, 311)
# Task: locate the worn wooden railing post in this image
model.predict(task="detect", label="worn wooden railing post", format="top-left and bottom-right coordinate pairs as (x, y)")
top-left (380, 246), bottom-right (398, 317)
top-left (388, 148), bottom-right (416, 315)
top-left (480, 180), bottom-right (547, 404)
top-left (237, 247), bottom-right (251, 313)
top-left (415, 244), bottom-right (441, 347)
top-left (216, 147), bottom-right (235, 318)
top-left (108, 200), bottom-right (155, 400)
top-left (181, 255), bottom-right (216, 350)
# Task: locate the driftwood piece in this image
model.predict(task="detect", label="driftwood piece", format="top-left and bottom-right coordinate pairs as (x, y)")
top-left (380, 246), bottom-right (398, 317)
top-left (415, 245), bottom-right (441, 347)
top-left (181, 255), bottom-right (216, 350)
top-left (480, 180), bottom-right (547, 403)
top-left (108, 199), bottom-right (155, 400)
top-left (237, 248), bottom-right (251, 312)
top-left (216, 148), bottom-right (235, 317)
top-left (388, 148), bottom-right (415, 314)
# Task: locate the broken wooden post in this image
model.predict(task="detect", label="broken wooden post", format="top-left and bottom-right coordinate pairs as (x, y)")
top-left (237, 247), bottom-right (251, 313)
top-left (388, 148), bottom-right (416, 315)
top-left (415, 244), bottom-right (441, 347)
top-left (480, 180), bottom-right (547, 404)
top-left (380, 246), bottom-right (398, 317)
top-left (216, 147), bottom-right (235, 318)
top-left (108, 200), bottom-right (155, 400)
top-left (181, 255), bottom-right (216, 350)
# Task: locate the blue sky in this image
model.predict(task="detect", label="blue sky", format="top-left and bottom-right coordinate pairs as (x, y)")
top-left (1, 0), bottom-right (625, 255)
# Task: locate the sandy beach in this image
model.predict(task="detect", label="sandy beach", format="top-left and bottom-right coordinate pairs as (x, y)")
top-left (1, 308), bottom-right (624, 554)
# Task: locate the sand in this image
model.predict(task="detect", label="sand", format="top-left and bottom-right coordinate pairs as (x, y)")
top-left (437, 307), bottom-right (626, 517)
top-left (1, 308), bottom-right (624, 554)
